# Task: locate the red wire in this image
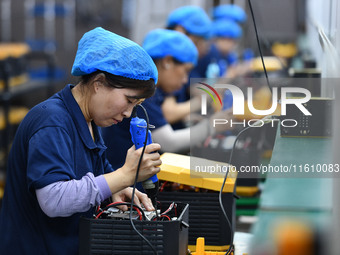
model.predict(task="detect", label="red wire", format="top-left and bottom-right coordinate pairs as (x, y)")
top-left (159, 181), bottom-right (168, 192)
top-left (95, 202), bottom-right (143, 220)
top-left (105, 201), bottom-right (127, 208)
top-left (161, 202), bottom-right (175, 215)
top-left (95, 210), bottom-right (105, 219)
top-left (159, 215), bottom-right (171, 221)
top-left (204, 136), bottom-right (212, 147)
top-left (95, 201), bottom-right (124, 219)
top-left (95, 206), bottom-right (142, 220)
top-left (136, 208), bottom-right (142, 220)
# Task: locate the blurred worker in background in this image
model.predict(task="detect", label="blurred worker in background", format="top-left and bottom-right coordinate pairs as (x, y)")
top-left (162, 5), bottom-right (249, 130)
top-left (166, 5), bottom-right (211, 59)
top-left (161, 6), bottom-right (212, 130)
top-left (0, 27), bottom-right (161, 255)
top-left (102, 29), bottom-right (232, 172)
top-left (197, 19), bottom-right (243, 79)
top-left (210, 4), bottom-right (255, 78)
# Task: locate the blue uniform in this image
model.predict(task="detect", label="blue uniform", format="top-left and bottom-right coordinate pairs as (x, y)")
top-left (101, 118), bottom-right (132, 170)
top-left (102, 87), bottom-right (168, 169)
top-left (196, 44), bottom-right (238, 78)
top-left (171, 45), bottom-right (237, 130)
top-left (174, 44), bottom-right (238, 102)
top-left (138, 87), bottom-right (168, 129)
top-left (0, 84), bottom-right (113, 255)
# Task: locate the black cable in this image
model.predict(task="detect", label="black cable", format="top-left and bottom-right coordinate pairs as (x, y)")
top-left (248, 0), bottom-right (272, 93)
top-left (220, 117), bottom-right (278, 255)
top-left (219, 1), bottom-right (278, 245)
top-left (129, 104), bottom-right (158, 255)
top-left (219, 126), bottom-right (252, 255)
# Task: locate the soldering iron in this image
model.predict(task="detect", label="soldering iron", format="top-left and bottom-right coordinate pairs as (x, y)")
top-left (130, 106), bottom-right (159, 208)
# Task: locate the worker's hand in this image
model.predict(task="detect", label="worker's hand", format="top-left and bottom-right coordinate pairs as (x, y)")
top-left (112, 187), bottom-right (154, 211)
top-left (122, 143), bottom-right (162, 185)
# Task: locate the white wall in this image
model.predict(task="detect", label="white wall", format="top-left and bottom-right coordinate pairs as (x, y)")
top-left (307, 0), bottom-right (340, 78)
top-left (122, 0), bottom-right (212, 44)
top-left (307, 1), bottom-right (340, 254)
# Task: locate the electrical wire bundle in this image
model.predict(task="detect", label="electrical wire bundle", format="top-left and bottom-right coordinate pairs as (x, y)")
top-left (156, 202), bottom-right (178, 221)
top-left (94, 202), bottom-right (145, 220)
top-left (94, 201), bottom-right (178, 222)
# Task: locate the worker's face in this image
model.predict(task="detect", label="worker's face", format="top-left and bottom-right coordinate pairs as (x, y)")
top-left (90, 83), bottom-right (144, 127)
top-left (158, 59), bottom-right (193, 93)
top-left (215, 38), bottom-right (237, 55)
top-left (189, 35), bottom-right (209, 57)
top-left (173, 26), bottom-right (208, 57)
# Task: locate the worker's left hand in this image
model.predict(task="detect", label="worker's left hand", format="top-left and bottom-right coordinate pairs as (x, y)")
top-left (111, 187), bottom-right (155, 212)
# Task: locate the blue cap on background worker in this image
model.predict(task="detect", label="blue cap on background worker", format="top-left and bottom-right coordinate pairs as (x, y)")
top-left (166, 5), bottom-right (211, 57)
top-left (143, 28), bottom-right (198, 66)
top-left (212, 4), bottom-right (247, 23)
top-left (211, 19), bottom-right (242, 39)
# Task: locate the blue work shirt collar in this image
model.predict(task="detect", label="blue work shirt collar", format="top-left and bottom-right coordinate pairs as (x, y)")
top-left (60, 84), bottom-right (107, 154)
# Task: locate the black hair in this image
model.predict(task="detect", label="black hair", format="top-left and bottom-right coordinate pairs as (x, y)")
top-left (79, 70), bottom-right (156, 99)
top-left (166, 25), bottom-right (191, 37)
top-left (152, 56), bottom-right (185, 66)
top-left (166, 25), bottom-right (176, 30)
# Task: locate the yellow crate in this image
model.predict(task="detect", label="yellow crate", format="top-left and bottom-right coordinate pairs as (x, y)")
top-left (159, 153), bottom-right (237, 193)
top-left (0, 73), bottom-right (29, 90)
top-left (236, 186), bottom-right (260, 197)
top-left (0, 43), bottom-right (30, 60)
top-left (0, 107), bottom-right (29, 130)
top-left (191, 238), bottom-right (239, 255)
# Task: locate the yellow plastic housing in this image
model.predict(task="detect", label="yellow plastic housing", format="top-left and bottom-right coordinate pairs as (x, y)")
top-left (159, 153), bottom-right (237, 193)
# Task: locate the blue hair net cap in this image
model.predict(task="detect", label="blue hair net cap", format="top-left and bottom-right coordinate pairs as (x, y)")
top-left (213, 4), bottom-right (247, 23)
top-left (71, 27), bottom-right (158, 83)
top-left (167, 6), bottom-right (212, 39)
top-left (142, 29), bottom-right (198, 66)
top-left (212, 19), bottom-right (242, 39)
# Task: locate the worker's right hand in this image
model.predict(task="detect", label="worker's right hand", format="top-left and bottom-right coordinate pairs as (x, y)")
top-left (122, 143), bottom-right (162, 185)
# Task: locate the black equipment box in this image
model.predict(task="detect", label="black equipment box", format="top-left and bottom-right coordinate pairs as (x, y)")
top-left (157, 192), bottom-right (235, 248)
top-left (79, 202), bottom-right (189, 255)
top-left (280, 98), bottom-right (333, 137)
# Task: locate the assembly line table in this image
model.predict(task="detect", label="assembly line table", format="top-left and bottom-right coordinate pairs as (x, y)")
top-left (250, 127), bottom-right (333, 251)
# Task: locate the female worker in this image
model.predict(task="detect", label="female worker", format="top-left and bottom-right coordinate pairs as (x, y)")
top-left (163, 5), bottom-right (212, 128)
top-left (102, 29), bottom-right (232, 170)
top-left (199, 19), bottom-right (243, 79)
top-left (0, 27), bottom-right (161, 255)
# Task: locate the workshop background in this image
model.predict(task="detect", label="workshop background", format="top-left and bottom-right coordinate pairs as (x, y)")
top-left (0, 0), bottom-right (339, 254)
